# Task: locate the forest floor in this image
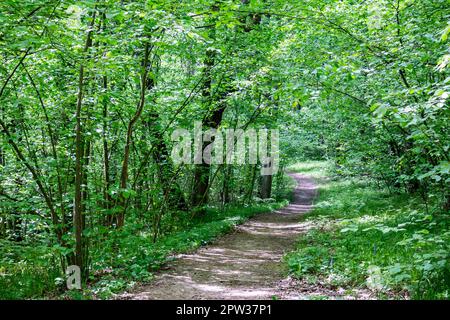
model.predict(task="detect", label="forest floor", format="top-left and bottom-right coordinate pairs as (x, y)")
top-left (117, 173), bottom-right (372, 300)
top-left (117, 173), bottom-right (316, 299)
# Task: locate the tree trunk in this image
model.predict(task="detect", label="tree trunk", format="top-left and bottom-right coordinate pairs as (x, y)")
top-left (146, 61), bottom-right (187, 210)
top-left (102, 75), bottom-right (113, 226)
top-left (259, 160), bottom-right (273, 199)
top-left (191, 104), bottom-right (226, 210)
top-left (116, 41), bottom-right (151, 227)
top-left (73, 9), bottom-right (96, 277)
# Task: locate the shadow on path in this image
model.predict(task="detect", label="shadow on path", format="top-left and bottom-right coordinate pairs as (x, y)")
top-left (119, 173), bottom-right (317, 300)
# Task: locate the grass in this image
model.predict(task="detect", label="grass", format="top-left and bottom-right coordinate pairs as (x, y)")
top-left (85, 200), bottom-right (289, 299)
top-left (285, 161), bottom-right (450, 300)
top-left (0, 242), bottom-right (61, 299)
top-left (0, 198), bottom-right (291, 300)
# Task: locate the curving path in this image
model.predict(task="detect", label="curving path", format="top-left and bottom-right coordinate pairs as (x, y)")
top-left (118, 173), bottom-right (317, 300)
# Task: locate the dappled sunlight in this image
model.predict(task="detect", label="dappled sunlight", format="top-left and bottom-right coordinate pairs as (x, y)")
top-left (118, 174), bottom-right (319, 300)
top-left (275, 204), bottom-right (313, 214)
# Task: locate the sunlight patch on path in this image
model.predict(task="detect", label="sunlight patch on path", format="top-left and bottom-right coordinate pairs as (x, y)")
top-left (118, 173), bottom-right (318, 300)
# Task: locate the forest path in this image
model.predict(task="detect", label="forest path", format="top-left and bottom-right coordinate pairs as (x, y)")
top-left (118, 173), bottom-right (317, 300)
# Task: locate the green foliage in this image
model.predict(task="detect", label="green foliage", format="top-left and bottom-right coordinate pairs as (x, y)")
top-left (1, 0), bottom-right (449, 300)
top-left (286, 162), bottom-right (450, 299)
top-left (0, 199), bottom-right (288, 299)
top-left (0, 242), bottom-right (61, 299)
top-left (87, 200), bottom-right (288, 299)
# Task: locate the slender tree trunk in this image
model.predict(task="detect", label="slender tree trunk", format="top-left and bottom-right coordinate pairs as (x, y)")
top-left (101, 75), bottom-right (113, 225)
top-left (73, 9), bottom-right (96, 277)
top-left (259, 159), bottom-right (273, 199)
top-left (148, 112), bottom-right (187, 210)
top-left (221, 165), bottom-right (232, 206)
top-left (245, 164), bottom-right (258, 203)
top-left (116, 41), bottom-right (151, 227)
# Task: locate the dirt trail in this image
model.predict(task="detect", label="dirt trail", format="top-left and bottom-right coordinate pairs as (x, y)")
top-left (119, 173), bottom-right (317, 300)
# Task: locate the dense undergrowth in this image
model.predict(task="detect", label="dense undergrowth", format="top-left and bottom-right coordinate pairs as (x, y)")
top-left (286, 162), bottom-right (450, 300)
top-left (0, 188), bottom-right (292, 300)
